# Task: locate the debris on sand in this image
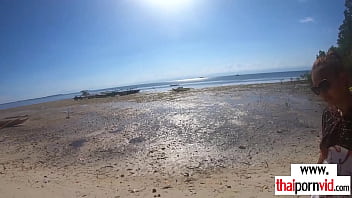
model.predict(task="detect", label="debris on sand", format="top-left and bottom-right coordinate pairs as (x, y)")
top-left (69, 138), bottom-right (87, 148)
top-left (128, 137), bottom-right (146, 144)
top-left (172, 87), bottom-right (191, 92)
top-left (0, 115), bottom-right (29, 129)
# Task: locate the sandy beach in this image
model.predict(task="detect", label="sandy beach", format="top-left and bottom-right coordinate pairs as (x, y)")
top-left (0, 81), bottom-right (325, 198)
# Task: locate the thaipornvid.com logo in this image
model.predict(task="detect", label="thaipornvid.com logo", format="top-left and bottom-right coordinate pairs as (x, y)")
top-left (275, 164), bottom-right (351, 195)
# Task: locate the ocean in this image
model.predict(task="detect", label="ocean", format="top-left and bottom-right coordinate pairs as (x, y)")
top-left (0, 70), bottom-right (309, 110)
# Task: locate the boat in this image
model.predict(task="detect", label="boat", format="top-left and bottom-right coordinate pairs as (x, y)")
top-left (118, 89), bottom-right (140, 96)
top-left (73, 89), bottom-right (140, 100)
top-left (101, 91), bottom-right (120, 97)
top-left (73, 90), bottom-right (91, 100)
top-left (94, 94), bottom-right (109, 98)
top-left (73, 96), bottom-right (85, 100)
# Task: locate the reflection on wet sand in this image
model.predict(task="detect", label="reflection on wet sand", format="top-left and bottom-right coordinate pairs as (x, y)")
top-left (0, 81), bottom-right (325, 197)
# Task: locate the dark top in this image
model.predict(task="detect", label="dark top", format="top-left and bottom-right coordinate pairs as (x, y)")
top-left (320, 107), bottom-right (352, 151)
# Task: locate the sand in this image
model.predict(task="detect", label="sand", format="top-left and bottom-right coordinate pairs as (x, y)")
top-left (0, 81), bottom-right (325, 198)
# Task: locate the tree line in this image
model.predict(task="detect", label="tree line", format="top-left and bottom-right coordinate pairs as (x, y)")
top-left (317, 0), bottom-right (352, 73)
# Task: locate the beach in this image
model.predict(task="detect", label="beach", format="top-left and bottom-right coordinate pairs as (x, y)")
top-left (0, 81), bottom-right (325, 198)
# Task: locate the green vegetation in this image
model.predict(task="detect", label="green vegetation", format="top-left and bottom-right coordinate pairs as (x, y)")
top-left (300, 72), bottom-right (312, 85)
top-left (304, 0), bottom-right (352, 83)
top-left (318, 0), bottom-right (352, 71)
top-left (337, 0), bottom-right (352, 69)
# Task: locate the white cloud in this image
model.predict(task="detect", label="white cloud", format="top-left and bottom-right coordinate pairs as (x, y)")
top-left (299, 17), bottom-right (314, 23)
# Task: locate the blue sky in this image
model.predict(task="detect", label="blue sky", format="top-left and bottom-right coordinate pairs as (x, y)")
top-left (0, 0), bottom-right (345, 103)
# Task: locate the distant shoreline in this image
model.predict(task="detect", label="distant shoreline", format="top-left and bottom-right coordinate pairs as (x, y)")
top-left (0, 79), bottom-right (309, 112)
top-left (0, 70), bottom-right (309, 110)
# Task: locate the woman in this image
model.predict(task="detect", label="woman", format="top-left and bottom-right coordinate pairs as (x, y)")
top-left (310, 51), bottom-right (352, 197)
top-left (311, 51), bottom-right (352, 164)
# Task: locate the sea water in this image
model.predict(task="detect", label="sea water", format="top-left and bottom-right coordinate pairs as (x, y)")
top-left (0, 70), bottom-right (309, 110)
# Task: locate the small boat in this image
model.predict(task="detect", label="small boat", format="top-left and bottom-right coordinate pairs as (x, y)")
top-left (170, 84), bottom-right (179, 87)
top-left (118, 89), bottom-right (140, 96)
top-left (73, 89), bottom-right (140, 100)
top-left (73, 90), bottom-right (91, 100)
top-left (101, 91), bottom-right (120, 97)
top-left (73, 96), bottom-right (85, 100)
top-left (94, 94), bottom-right (109, 98)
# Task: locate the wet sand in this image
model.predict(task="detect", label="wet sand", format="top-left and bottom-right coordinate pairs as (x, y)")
top-left (0, 81), bottom-right (325, 198)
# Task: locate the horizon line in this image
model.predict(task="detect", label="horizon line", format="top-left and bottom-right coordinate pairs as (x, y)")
top-left (0, 68), bottom-right (310, 106)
